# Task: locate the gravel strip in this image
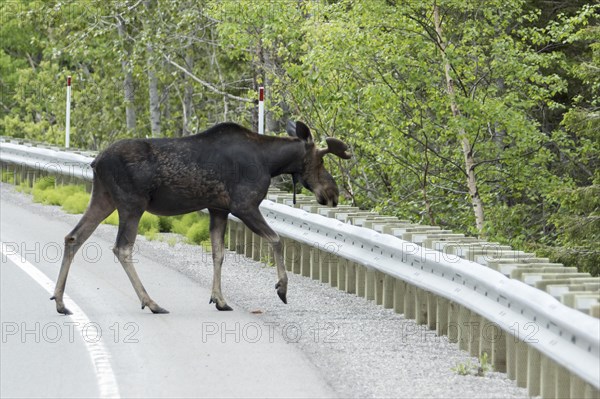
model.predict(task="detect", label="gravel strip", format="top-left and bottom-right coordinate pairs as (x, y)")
top-left (1, 182), bottom-right (532, 398)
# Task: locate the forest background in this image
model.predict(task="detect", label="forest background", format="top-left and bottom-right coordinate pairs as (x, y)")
top-left (0, 0), bottom-right (598, 275)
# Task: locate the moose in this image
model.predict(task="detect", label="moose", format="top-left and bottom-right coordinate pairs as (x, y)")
top-left (51, 121), bottom-right (351, 314)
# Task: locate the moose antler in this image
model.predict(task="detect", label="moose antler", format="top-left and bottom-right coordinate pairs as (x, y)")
top-left (319, 137), bottom-right (352, 159)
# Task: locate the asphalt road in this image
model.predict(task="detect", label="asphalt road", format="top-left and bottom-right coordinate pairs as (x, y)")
top-left (0, 191), bottom-right (335, 398)
top-left (0, 183), bottom-right (531, 399)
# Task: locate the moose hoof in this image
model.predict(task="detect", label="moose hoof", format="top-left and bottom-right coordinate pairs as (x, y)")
top-left (275, 283), bottom-right (288, 304)
top-left (150, 305), bottom-right (170, 314)
top-left (209, 297), bottom-right (233, 311)
top-left (142, 301), bottom-right (170, 314)
top-left (50, 296), bottom-right (73, 315)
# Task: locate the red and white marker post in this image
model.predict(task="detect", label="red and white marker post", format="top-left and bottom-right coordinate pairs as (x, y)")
top-left (65, 76), bottom-right (72, 148)
top-left (258, 86), bottom-right (265, 135)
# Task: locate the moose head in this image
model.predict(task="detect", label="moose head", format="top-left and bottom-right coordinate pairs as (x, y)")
top-left (286, 121), bottom-right (351, 207)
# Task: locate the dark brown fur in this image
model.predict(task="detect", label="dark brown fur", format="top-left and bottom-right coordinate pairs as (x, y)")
top-left (51, 121), bottom-right (350, 314)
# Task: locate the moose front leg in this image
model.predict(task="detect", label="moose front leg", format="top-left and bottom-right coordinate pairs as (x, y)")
top-left (236, 208), bottom-right (288, 304)
top-left (271, 240), bottom-right (288, 304)
top-left (208, 210), bottom-right (233, 311)
top-left (114, 209), bottom-right (169, 314)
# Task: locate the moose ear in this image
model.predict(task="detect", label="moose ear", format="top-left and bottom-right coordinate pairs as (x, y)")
top-left (286, 120), bottom-right (313, 142)
top-left (322, 137), bottom-right (352, 159)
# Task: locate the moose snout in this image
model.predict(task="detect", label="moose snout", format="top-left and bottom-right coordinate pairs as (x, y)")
top-left (317, 187), bottom-right (339, 207)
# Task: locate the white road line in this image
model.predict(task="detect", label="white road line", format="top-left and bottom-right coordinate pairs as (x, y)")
top-left (1, 241), bottom-right (120, 398)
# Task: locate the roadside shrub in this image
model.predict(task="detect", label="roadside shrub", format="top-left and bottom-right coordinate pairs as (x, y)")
top-left (138, 213), bottom-right (161, 235)
top-left (171, 212), bottom-right (203, 235)
top-left (1, 171), bottom-right (15, 184)
top-left (186, 218), bottom-right (210, 245)
top-left (157, 216), bottom-right (173, 232)
top-left (61, 191), bottom-right (91, 214)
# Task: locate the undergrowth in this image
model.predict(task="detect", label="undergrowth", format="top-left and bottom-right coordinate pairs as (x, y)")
top-left (3, 175), bottom-right (216, 247)
top-left (452, 353), bottom-right (493, 377)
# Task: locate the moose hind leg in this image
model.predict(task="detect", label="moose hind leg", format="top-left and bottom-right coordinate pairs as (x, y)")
top-left (236, 209), bottom-right (288, 304)
top-left (208, 210), bottom-right (233, 311)
top-left (114, 209), bottom-right (169, 314)
top-left (52, 189), bottom-right (115, 315)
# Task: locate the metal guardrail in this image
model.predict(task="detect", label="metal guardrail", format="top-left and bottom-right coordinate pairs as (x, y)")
top-left (1, 137), bottom-right (599, 399)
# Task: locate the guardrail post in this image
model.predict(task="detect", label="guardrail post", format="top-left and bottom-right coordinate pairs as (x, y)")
top-left (235, 223), bottom-right (244, 254)
top-left (318, 249), bottom-right (329, 284)
top-left (355, 264), bottom-right (365, 297)
top-left (345, 262), bottom-right (356, 294)
top-left (328, 254), bottom-right (338, 287)
top-left (393, 279), bottom-right (405, 314)
top-left (448, 301), bottom-right (459, 343)
top-left (261, 235), bottom-right (271, 265)
top-left (479, 321), bottom-right (492, 359)
top-left (382, 274), bottom-right (394, 309)
top-left (28, 169), bottom-right (35, 188)
top-left (311, 247), bottom-right (329, 283)
top-left (415, 288), bottom-right (427, 325)
top-left (492, 327), bottom-right (507, 373)
top-left (244, 226), bottom-right (253, 258)
top-left (584, 383), bottom-right (599, 399)
top-left (252, 233), bottom-right (261, 262)
top-left (515, 340), bottom-right (528, 388)
top-left (227, 220), bottom-right (237, 251)
top-left (404, 284), bottom-right (416, 319)
top-left (19, 166), bottom-right (26, 186)
top-left (540, 354), bottom-right (556, 399)
top-left (426, 292), bottom-right (437, 330)
top-left (374, 271), bottom-right (384, 305)
top-left (284, 239), bottom-right (299, 273)
top-left (300, 244), bottom-right (311, 277)
top-left (436, 297), bottom-right (449, 336)
top-left (570, 375), bottom-right (585, 399)
top-left (468, 311), bottom-right (481, 357)
top-left (527, 347), bottom-right (541, 397)
top-left (507, 335), bottom-right (517, 381)
top-left (555, 364), bottom-right (570, 399)
top-left (458, 306), bottom-right (471, 352)
top-left (337, 258), bottom-right (347, 291)
top-left (309, 246), bottom-right (320, 280)
top-left (366, 268), bottom-right (376, 300)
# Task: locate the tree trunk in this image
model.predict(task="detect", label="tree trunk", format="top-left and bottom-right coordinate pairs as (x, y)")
top-left (145, 0), bottom-right (160, 137)
top-left (116, 15), bottom-right (136, 133)
top-left (433, 5), bottom-right (485, 233)
top-left (147, 44), bottom-right (161, 137)
top-left (182, 49), bottom-right (194, 136)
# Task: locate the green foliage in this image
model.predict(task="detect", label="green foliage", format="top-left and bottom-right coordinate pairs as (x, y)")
top-left (171, 212), bottom-right (212, 245)
top-left (7, 177), bottom-right (214, 246)
top-left (452, 361), bottom-right (472, 376)
top-left (16, 181), bottom-right (32, 194)
top-left (31, 178), bottom-right (91, 213)
top-left (171, 212), bottom-right (203, 235)
top-left (453, 353), bottom-right (493, 377)
top-left (157, 216), bottom-right (173, 233)
top-left (1, 171), bottom-right (15, 184)
top-left (138, 213), bottom-right (161, 235)
top-left (540, 184), bottom-right (600, 276)
top-left (2, 0), bottom-right (598, 269)
top-left (61, 192), bottom-right (91, 214)
top-left (185, 218), bottom-right (211, 245)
